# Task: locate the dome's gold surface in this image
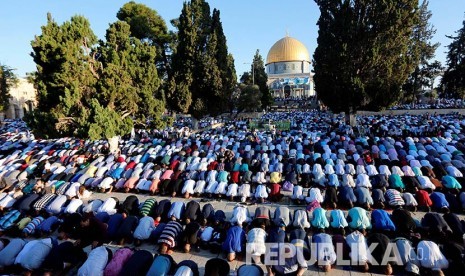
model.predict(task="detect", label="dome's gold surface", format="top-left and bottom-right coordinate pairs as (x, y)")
top-left (266, 36), bottom-right (310, 64)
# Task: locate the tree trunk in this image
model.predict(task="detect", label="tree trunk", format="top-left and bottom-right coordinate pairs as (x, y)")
top-left (191, 117), bottom-right (199, 130)
top-left (345, 112), bottom-right (357, 127)
top-left (108, 136), bottom-right (119, 154)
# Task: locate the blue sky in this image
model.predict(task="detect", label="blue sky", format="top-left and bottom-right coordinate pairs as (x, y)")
top-left (1, 0), bottom-right (464, 78)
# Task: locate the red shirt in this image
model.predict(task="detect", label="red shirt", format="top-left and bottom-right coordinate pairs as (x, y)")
top-left (416, 190), bottom-right (432, 207)
top-left (269, 183), bottom-right (281, 196)
top-left (207, 161), bottom-right (218, 171)
top-left (230, 171), bottom-right (240, 184)
top-left (169, 160), bottom-right (180, 171)
top-left (126, 161), bottom-right (137, 170)
top-left (171, 170), bottom-right (182, 180)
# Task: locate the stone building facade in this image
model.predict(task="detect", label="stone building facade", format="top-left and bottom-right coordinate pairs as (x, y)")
top-left (3, 78), bottom-right (36, 119)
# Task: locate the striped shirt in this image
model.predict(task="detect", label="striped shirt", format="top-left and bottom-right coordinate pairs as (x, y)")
top-left (385, 189), bottom-right (405, 206)
top-left (33, 194), bottom-right (56, 211)
top-left (140, 199), bottom-right (157, 216)
top-left (56, 182), bottom-right (72, 195)
top-left (23, 216), bottom-right (44, 235)
top-left (158, 221), bottom-right (183, 248)
top-left (15, 179), bottom-right (28, 190)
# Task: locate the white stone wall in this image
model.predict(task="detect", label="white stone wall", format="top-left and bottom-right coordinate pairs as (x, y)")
top-left (4, 78), bottom-right (37, 119)
top-left (266, 61), bottom-right (311, 75)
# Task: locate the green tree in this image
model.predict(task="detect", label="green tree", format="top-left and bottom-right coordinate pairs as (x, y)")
top-left (26, 13), bottom-right (166, 142)
top-left (168, 0), bottom-right (236, 121)
top-left (211, 9), bottom-right (237, 114)
top-left (26, 13), bottom-right (98, 138)
top-left (424, 60), bottom-right (443, 91)
top-left (441, 16), bottom-right (465, 98)
top-left (201, 13), bottom-right (223, 117)
top-left (116, 1), bottom-right (172, 79)
top-left (0, 64), bottom-right (17, 113)
top-left (236, 84), bottom-right (262, 114)
top-left (167, 1), bottom-right (197, 114)
top-left (402, 0), bottom-right (440, 102)
top-left (251, 50), bottom-right (272, 110)
top-left (313, 0), bottom-right (419, 123)
top-left (88, 20), bottom-right (164, 140)
top-left (240, 71), bottom-right (252, 85)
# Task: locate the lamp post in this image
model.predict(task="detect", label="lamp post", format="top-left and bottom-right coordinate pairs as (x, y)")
top-left (243, 62), bottom-right (254, 85)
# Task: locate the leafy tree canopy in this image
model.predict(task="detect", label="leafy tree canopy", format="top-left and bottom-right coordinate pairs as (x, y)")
top-left (402, 0), bottom-right (440, 102)
top-left (117, 1), bottom-right (172, 78)
top-left (26, 11), bottom-right (166, 140)
top-left (236, 84), bottom-right (262, 114)
top-left (0, 64), bottom-right (17, 113)
top-left (250, 50), bottom-right (272, 110)
top-left (313, 0), bottom-right (419, 114)
top-left (167, 0), bottom-right (236, 120)
top-left (441, 16), bottom-right (465, 98)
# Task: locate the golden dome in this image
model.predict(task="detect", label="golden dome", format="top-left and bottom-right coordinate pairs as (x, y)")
top-left (266, 36), bottom-right (310, 65)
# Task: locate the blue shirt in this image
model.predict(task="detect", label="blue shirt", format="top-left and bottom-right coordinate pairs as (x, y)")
top-left (268, 227), bottom-right (286, 243)
top-left (222, 226), bottom-right (245, 253)
top-left (167, 202), bottom-right (185, 220)
top-left (140, 153), bottom-right (150, 164)
top-left (330, 210), bottom-right (348, 228)
top-left (430, 192), bottom-right (449, 208)
top-left (217, 171), bottom-right (229, 182)
top-left (0, 238), bottom-right (26, 267)
top-left (0, 210), bottom-right (21, 229)
top-left (37, 216), bottom-right (59, 233)
top-left (107, 214), bottom-right (124, 238)
top-left (109, 168), bottom-right (124, 179)
top-left (95, 212), bottom-right (110, 223)
top-left (338, 186), bottom-right (356, 203)
top-left (312, 233), bottom-right (336, 263)
top-left (354, 187), bottom-right (373, 205)
top-left (146, 255), bottom-right (173, 276)
top-left (442, 176), bottom-right (462, 189)
top-left (310, 208), bottom-right (329, 229)
top-left (347, 207), bottom-right (371, 230)
top-left (371, 209), bottom-right (396, 231)
top-left (313, 232), bottom-right (332, 244)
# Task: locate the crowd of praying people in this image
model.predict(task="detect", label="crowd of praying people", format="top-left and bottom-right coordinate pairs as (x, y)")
top-left (0, 110), bottom-right (464, 275)
top-left (389, 98), bottom-right (465, 110)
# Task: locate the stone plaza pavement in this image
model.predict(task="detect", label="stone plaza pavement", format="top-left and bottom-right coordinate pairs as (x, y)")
top-left (85, 191), bottom-right (465, 276)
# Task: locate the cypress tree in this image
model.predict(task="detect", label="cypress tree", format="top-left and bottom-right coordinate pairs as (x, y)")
top-left (441, 16), bottom-right (465, 98)
top-left (402, 0), bottom-right (440, 102)
top-left (168, 0), bottom-right (236, 119)
top-left (313, 0), bottom-right (419, 122)
top-left (167, 1), bottom-right (196, 114)
top-left (211, 9), bottom-right (237, 114)
top-left (252, 50), bottom-right (272, 110)
top-left (0, 64), bottom-right (16, 113)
